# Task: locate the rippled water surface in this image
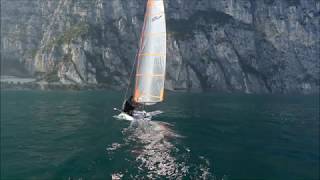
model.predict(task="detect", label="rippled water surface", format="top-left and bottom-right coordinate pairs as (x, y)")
top-left (1, 90), bottom-right (319, 179)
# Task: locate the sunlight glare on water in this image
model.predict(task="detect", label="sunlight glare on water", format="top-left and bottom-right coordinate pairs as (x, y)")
top-left (107, 120), bottom-right (214, 179)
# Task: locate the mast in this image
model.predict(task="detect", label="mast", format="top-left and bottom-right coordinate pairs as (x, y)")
top-left (133, 0), bottom-right (167, 105)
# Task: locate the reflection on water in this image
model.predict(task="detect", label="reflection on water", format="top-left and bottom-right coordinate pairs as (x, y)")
top-left (108, 120), bottom-right (215, 179)
top-left (127, 120), bottom-right (188, 179)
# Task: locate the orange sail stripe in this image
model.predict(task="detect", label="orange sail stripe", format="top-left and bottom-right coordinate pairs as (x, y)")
top-left (139, 53), bottom-right (165, 57)
top-left (160, 87), bottom-right (164, 101)
top-left (142, 94), bottom-right (162, 99)
top-left (136, 74), bottom-right (165, 77)
top-left (134, 88), bottom-right (140, 102)
top-left (135, 92), bottom-right (162, 102)
top-left (142, 32), bottom-right (166, 37)
top-left (145, 12), bottom-right (165, 17)
top-left (147, 0), bottom-right (163, 8)
top-left (147, 0), bottom-right (155, 7)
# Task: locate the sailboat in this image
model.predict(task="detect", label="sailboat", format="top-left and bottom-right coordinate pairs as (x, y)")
top-left (114, 0), bottom-right (167, 121)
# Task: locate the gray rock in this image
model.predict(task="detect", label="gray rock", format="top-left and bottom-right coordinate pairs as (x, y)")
top-left (1, 0), bottom-right (319, 94)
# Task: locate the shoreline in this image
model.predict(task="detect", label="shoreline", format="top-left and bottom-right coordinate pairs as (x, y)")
top-left (1, 76), bottom-right (319, 95)
top-left (1, 82), bottom-right (319, 96)
top-left (0, 75), bottom-right (122, 91)
top-left (0, 81), bottom-right (120, 91)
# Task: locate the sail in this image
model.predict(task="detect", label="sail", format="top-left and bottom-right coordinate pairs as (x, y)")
top-left (133, 0), bottom-right (166, 105)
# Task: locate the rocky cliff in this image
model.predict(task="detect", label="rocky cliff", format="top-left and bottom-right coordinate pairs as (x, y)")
top-left (1, 0), bottom-right (319, 93)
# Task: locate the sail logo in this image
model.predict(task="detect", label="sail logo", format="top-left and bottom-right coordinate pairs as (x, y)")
top-left (152, 15), bottom-right (162, 22)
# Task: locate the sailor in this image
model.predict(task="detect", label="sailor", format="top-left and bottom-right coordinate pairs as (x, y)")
top-left (123, 96), bottom-right (136, 116)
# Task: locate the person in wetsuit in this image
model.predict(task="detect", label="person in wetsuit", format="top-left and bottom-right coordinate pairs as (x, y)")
top-left (123, 96), bottom-right (136, 116)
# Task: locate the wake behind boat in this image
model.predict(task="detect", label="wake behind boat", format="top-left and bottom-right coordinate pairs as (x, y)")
top-left (114, 0), bottom-right (167, 121)
top-left (113, 108), bottom-right (163, 121)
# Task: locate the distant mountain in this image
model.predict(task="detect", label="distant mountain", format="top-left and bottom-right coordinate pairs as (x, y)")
top-left (1, 0), bottom-right (319, 93)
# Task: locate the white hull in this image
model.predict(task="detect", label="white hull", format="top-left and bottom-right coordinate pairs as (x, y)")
top-left (113, 110), bottom-right (163, 121)
top-left (113, 112), bottom-right (135, 121)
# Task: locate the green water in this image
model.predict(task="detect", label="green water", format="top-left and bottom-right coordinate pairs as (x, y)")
top-left (1, 90), bottom-right (319, 179)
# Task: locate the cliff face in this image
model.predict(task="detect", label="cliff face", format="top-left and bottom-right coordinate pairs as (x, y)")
top-left (1, 0), bottom-right (319, 93)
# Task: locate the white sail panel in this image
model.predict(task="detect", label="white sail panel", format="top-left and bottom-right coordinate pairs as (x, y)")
top-left (134, 0), bottom-right (166, 104)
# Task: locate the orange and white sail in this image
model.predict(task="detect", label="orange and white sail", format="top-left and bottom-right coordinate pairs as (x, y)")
top-left (134, 0), bottom-right (166, 105)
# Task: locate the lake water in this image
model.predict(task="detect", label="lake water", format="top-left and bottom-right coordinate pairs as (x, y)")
top-left (1, 90), bottom-right (319, 179)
